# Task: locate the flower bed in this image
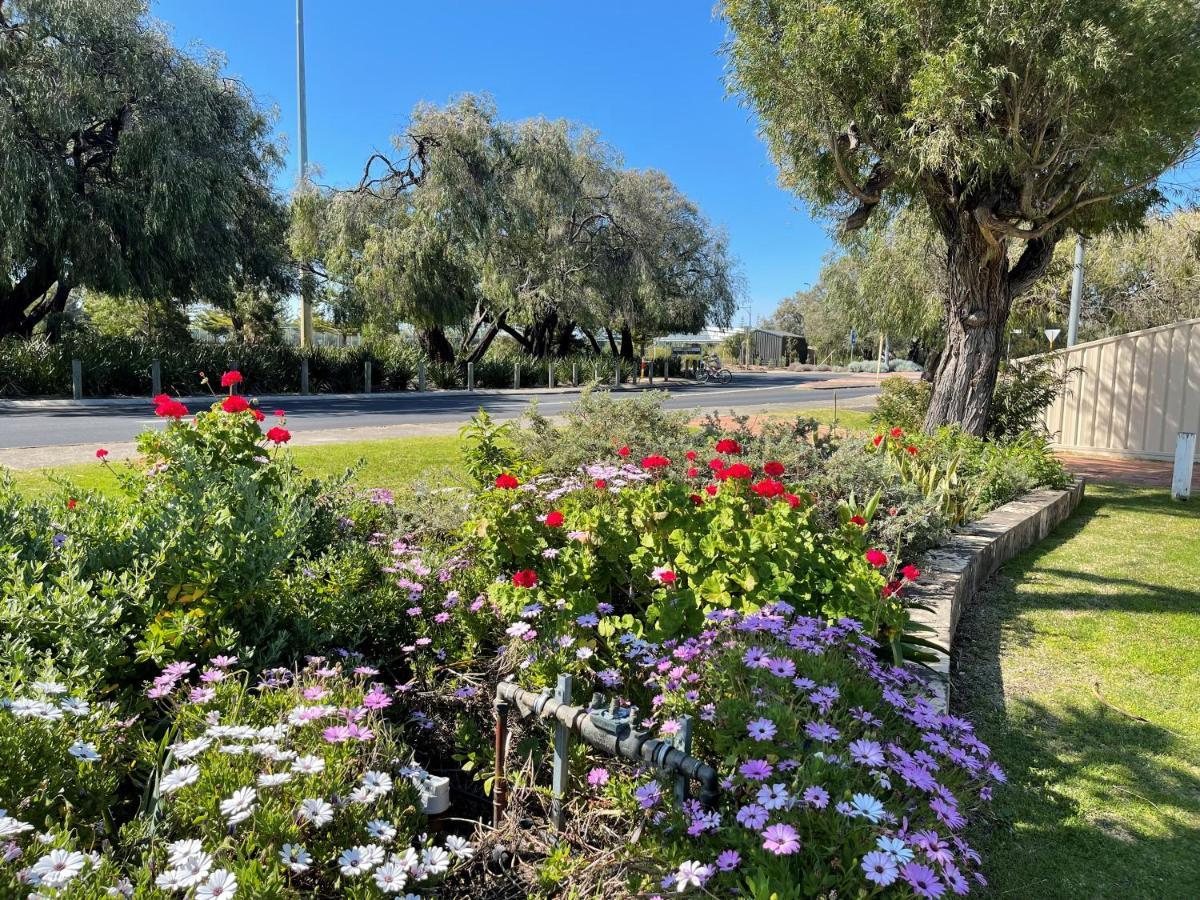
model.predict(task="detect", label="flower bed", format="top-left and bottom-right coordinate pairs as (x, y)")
top-left (0, 377), bottom-right (1071, 897)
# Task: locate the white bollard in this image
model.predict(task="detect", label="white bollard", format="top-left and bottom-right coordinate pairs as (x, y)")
top-left (1172, 432), bottom-right (1196, 501)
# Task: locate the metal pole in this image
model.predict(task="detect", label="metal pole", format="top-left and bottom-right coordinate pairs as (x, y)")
top-left (1067, 234), bottom-right (1084, 348)
top-left (513, 363), bottom-right (520, 390)
top-left (467, 361), bottom-right (475, 391)
top-left (363, 360), bottom-right (372, 394)
top-left (547, 364), bottom-right (554, 389)
top-left (492, 698), bottom-right (510, 827)
top-left (550, 674), bottom-right (573, 830)
top-left (71, 359), bottom-right (82, 401)
top-left (300, 358), bottom-right (309, 395)
top-left (150, 359), bottom-right (161, 397)
top-left (296, 0), bottom-right (314, 348)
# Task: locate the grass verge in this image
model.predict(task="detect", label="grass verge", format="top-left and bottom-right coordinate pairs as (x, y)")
top-left (954, 483), bottom-right (1200, 898)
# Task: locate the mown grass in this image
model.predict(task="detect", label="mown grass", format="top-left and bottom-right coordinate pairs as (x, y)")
top-left (954, 483), bottom-right (1200, 898)
top-left (6, 435), bottom-right (464, 497)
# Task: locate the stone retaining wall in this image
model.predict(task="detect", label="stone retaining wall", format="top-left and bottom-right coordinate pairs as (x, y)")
top-left (907, 477), bottom-right (1086, 712)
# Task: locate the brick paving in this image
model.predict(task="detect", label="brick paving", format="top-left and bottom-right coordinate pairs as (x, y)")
top-left (1057, 451), bottom-right (1198, 490)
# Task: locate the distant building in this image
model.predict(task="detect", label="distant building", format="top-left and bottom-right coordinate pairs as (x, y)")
top-left (655, 326), bottom-right (807, 367)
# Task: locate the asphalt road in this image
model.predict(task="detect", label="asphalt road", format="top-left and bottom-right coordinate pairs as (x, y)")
top-left (0, 371), bottom-right (878, 449)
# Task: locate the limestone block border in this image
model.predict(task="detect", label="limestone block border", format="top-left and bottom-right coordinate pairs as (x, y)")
top-left (906, 477), bottom-right (1086, 712)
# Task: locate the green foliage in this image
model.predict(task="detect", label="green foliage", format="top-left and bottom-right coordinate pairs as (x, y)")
top-left (870, 377), bottom-right (932, 433)
top-left (459, 410), bottom-right (517, 487)
top-left (987, 355), bottom-right (1074, 440)
top-left (0, 0), bottom-right (293, 338)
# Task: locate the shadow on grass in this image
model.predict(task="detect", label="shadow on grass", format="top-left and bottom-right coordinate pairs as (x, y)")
top-left (950, 487), bottom-right (1200, 898)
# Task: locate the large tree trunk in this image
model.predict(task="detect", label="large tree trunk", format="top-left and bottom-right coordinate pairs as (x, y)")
top-left (0, 258), bottom-right (59, 338)
top-left (923, 209), bottom-right (1060, 435)
top-left (418, 325), bottom-right (456, 365)
top-left (619, 320), bottom-right (635, 361)
top-left (923, 224), bottom-right (1009, 435)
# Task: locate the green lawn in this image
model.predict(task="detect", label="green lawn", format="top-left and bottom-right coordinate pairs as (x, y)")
top-left (6, 435), bottom-right (464, 497)
top-left (955, 484), bottom-right (1200, 898)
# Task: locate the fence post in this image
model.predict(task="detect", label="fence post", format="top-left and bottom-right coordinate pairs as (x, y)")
top-left (1173, 432), bottom-right (1196, 501)
top-left (417, 362), bottom-right (426, 392)
top-left (150, 359), bottom-right (162, 397)
top-left (612, 360), bottom-right (620, 388)
top-left (513, 363), bottom-right (520, 390)
top-left (363, 360), bottom-right (372, 394)
top-left (300, 359), bottom-right (310, 395)
top-left (467, 361), bottom-right (475, 391)
top-left (550, 673), bottom-right (573, 830)
top-left (648, 357), bottom-right (654, 385)
top-left (571, 363), bottom-right (578, 387)
top-left (548, 364), bottom-right (555, 389)
top-left (71, 359), bottom-right (82, 400)
top-left (672, 714), bottom-right (694, 805)
top-left (592, 363), bottom-right (599, 384)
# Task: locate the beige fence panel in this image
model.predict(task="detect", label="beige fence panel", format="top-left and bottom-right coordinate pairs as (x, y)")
top-left (1037, 318), bottom-right (1200, 460)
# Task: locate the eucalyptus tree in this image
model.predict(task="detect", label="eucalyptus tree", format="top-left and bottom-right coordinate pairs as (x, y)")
top-left (0, 0), bottom-right (293, 340)
top-left (722, 0), bottom-right (1200, 434)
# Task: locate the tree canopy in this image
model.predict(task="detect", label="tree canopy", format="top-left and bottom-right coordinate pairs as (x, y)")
top-left (0, 0), bottom-right (293, 340)
top-left (723, 0), bottom-right (1200, 433)
top-left (293, 95), bottom-right (738, 363)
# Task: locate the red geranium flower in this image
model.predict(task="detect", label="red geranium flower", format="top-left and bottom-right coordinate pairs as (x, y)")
top-left (901, 564), bottom-right (920, 581)
top-left (865, 548), bottom-right (888, 568)
top-left (906, 445), bottom-right (918, 455)
top-left (685, 450), bottom-right (697, 461)
top-left (274, 409), bottom-right (286, 417)
top-left (512, 569), bottom-right (538, 589)
top-left (872, 435), bottom-right (884, 447)
top-left (251, 408), bottom-right (266, 422)
top-left (494, 473), bottom-right (520, 490)
top-left (689, 493), bottom-right (704, 505)
top-left (763, 460), bottom-right (785, 477)
top-left (95, 448), bottom-right (108, 459)
top-left (751, 478), bottom-right (785, 498)
top-left (708, 457), bottom-right (725, 472)
top-left (155, 400), bottom-right (189, 419)
top-left (687, 467), bottom-right (699, 478)
top-left (889, 427), bottom-right (903, 438)
top-left (722, 462), bottom-right (753, 480)
top-left (266, 426), bottom-right (291, 445)
top-left (715, 438), bottom-right (742, 455)
top-left (882, 579), bottom-right (903, 598)
top-left (704, 484), bottom-right (719, 496)
top-left (783, 493), bottom-right (801, 508)
top-left (594, 479), bottom-right (607, 490)
top-left (617, 446), bottom-right (630, 457)
top-left (850, 515), bottom-right (867, 526)
top-left (545, 511), bottom-right (564, 528)
top-left (220, 370), bottom-right (243, 388)
top-left (152, 393), bottom-right (171, 405)
top-left (67, 498), bottom-right (77, 510)
top-left (641, 454), bottom-right (671, 470)
top-left (221, 395), bottom-right (250, 414)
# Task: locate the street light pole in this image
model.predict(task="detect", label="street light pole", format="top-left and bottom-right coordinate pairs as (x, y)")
top-left (1067, 234), bottom-right (1084, 348)
top-left (296, 0), bottom-right (314, 348)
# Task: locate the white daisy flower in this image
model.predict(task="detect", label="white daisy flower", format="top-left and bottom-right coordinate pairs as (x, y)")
top-left (279, 843), bottom-right (311, 873)
top-left (366, 819), bottom-right (397, 844)
top-left (297, 798), bottom-right (334, 828)
top-left (219, 787), bottom-right (256, 825)
top-left (195, 868), bottom-right (237, 899)
top-left (373, 860), bottom-right (408, 893)
top-left (68, 741), bottom-right (100, 762)
top-left (257, 772), bottom-right (292, 788)
top-left (361, 771), bottom-right (393, 795)
top-left (167, 839), bottom-right (204, 865)
top-left (422, 846), bottom-right (450, 876)
top-left (31, 848), bottom-right (89, 887)
top-left (170, 737), bottom-right (212, 761)
top-left (59, 697), bottom-right (90, 716)
top-left (444, 835), bottom-right (474, 859)
top-left (291, 755), bottom-right (325, 775)
top-left (32, 681), bottom-right (67, 695)
top-left (0, 816), bottom-right (34, 838)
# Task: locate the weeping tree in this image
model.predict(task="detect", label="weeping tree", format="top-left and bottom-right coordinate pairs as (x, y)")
top-left (722, 0), bottom-right (1200, 434)
top-left (0, 0), bottom-right (293, 341)
top-left (298, 94), bottom-right (738, 364)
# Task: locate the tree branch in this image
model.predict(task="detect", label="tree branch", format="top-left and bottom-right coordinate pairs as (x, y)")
top-left (1007, 233), bottom-right (1059, 297)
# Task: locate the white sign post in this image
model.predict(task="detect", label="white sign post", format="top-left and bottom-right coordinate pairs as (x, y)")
top-left (1172, 432), bottom-right (1196, 501)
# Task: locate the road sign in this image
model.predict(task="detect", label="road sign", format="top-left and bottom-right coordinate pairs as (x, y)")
top-left (1044, 328), bottom-right (1061, 348)
top-left (849, 328), bottom-right (857, 348)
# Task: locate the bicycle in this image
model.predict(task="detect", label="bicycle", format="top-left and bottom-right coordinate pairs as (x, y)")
top-left (693, 360), bottom-right (733, 385)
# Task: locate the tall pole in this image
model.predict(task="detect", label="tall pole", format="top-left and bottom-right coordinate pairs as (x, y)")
top-left (1067, 234), bottom-right (1084, 348)
top-left (296, 0), bottom-right (314, 348)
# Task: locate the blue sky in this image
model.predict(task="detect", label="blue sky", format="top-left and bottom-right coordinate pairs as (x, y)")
top-left (151, 0), bottom-right (832, 325)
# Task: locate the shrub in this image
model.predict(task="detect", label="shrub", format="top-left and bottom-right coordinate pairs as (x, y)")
top-left (603, 608), bottom-right (1001, 897)
top-left (870, 377), bottom-right (932, 432)
top-left (987, 355), bottom-right (1074, 440)
top-left (0, 657), bottom-right (473, 897)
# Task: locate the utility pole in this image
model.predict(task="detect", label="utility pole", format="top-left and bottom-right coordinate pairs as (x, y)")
top-left (1067, 234), bottom-right (1084, 348)
top-left (296, 0), bottom-right (314, 348)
